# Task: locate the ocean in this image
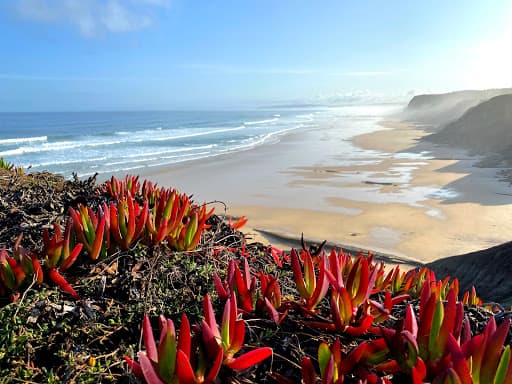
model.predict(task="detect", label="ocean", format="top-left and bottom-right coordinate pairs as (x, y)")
top-left (0, 105), bottom-right (399, 179)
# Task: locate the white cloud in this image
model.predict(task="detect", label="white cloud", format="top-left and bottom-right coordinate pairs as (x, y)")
top-left (311, 89), bottom-right (411, 105)
top-left (15, 0), bottom-right (169, 37)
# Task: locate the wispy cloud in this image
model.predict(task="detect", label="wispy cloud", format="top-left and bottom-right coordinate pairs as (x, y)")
top-left (14, 0), bottom-right (169, 37)
top-left (0, 73), bottom-right (171, 81)
top-left (310, 89), bottom-right (412, 105)
top-left (177, 64), bottom-right (399, 77)
top-left (330, 70), bottom-right (395, 77)
top-left (176, 64), bottom-right (318, 76)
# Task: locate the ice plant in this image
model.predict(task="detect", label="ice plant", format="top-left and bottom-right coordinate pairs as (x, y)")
top-left (317, 339), bottom-right (368, 383)
top-left (175, 343), bottom-right (223, 384)
top-left (369, 290), bottom-right (409, 324)
top-left (213, 259), bottom-right (256, 312)
top-left (371, 260), bottom-right (395, 294)
top-left (462, 317), bottom-right (512, 384)
top-left (144, 188), bottom-right (214, 250)
top-left (145, 188), bottom-right (191, 245)
top-left (69, 204), bottom-right (108, 260)
top-left (292, 342), bottom-right (390, 384)
top-left (47, 268), bottom-right (80, 300)
top-left (322, 285), bottom-right (375, 335)
top-left (41, 221), bottom-right (83, 299)
top-left (42, 220), bottom-right (83, 270)
top-left (0, 242), bottom-right (43, 301)
top-left (125, 312), bottom-right (231, 384)
top-left (105, 174), bottom-right (140, 199)
top-left (416, 286), bottom-right (464, 370)
top-left (327, 254), bottom-right (378, 308)
top-left (142, 179), bottom-right (159, 207)
top-left (12, 234), bottom-right (44, 285)
top-left (125, 313), bottom-right (199, 384)
top-left (201, 294), bottom-right (272, 370)
top-left (0, 247), bottom-right (26, 291)
top-left (308, 254), bottom-right (378, 335)
top-left (0, 157), bottom-right (14, 171)
top-left (228, 215), bottom-right (248, 230)
top-left (290, 248), bottom-right (329, 312)
top-left (461, 286), bottom-right (482, 306)
top-left (407, 267), bottom-right (438, 299)
top-left (269, 246), bottom-right (288, 268)
top-left (168, 204), bottom-right (214, 251)
top-left (109, 195), bottom-right (149, 250)
top-left (367, 286), bottom-right (465, 381)
top-left (256, 272), bottom-right (286, 324)
top-left (388, 265), bottom-right (414, 295)
top-left (375, 304), bottom-right (427, 380)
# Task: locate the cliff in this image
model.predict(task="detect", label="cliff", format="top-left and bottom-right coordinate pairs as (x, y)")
top-left (402, 88), bottom-right (512, 130)
top-left (425, 94), bottom-right (512, 164)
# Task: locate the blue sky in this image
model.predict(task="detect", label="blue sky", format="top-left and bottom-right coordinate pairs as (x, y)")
top-left (1, 0), bottom-right (512, 111)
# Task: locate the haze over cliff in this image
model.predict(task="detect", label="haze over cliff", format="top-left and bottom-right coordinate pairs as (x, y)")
top-left (401, 88), bottom-right (512, 167)
top-left (426, 94), bottom-right (512, 159)
top-left (402, 88), bottom-right (512, 130)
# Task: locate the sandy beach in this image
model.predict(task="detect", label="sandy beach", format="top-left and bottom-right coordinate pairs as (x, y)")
top-left (140, 112), bottom-right (512, 265)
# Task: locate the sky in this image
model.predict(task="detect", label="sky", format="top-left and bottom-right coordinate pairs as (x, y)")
top-left (1, 0), bottom-right (512, 111)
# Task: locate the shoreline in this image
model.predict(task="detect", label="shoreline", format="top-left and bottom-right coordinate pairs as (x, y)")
top-left (140, 114), bottom-right (512, 265)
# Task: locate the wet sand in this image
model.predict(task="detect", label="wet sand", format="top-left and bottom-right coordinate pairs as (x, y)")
top-left (140, 115), bottom-right (512, 265)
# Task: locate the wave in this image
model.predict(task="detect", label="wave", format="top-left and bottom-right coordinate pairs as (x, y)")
top-left (243, 118), bottom-right (279, 126)
top-left (295, 113), bottom-right (314, 121)
top-left (120, 144), bottom-right (217, 159)
top-left (0, 141), bottom-right (78, 156)
top-left (104, 157), bottom-right (159, 166)
top-left (30, 157), bottom-right (107, 168)
top-left (0, 136), bottom-right (48, 145)
top-left (0, 126), bottom-right (244, 157)
top-left (4, 111), bottom-right (321, 178)
top-left (115, 126), bottom-right (163, 136)
top-left (141, 126), bottom-right (245, 142)
top-left (77, 124), bottom-right (306, 178)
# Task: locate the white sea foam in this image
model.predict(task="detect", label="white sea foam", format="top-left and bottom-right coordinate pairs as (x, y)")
top-left (0, 136), bottom-right (48, 145)
top-left (295, 113), bottom-right (314, 121)
top-left (244, 118), bottom-right (279, 125)
top-left (0, 141), bottom-right (78, 156)
top-left (104, 157), bottom-right (160, 166)
top-left (30, 157), bottom-right (107, 168)
top-left (120, 144), bottom-right (216, 159)
top-left (0, 127), bottom-right (241, 157)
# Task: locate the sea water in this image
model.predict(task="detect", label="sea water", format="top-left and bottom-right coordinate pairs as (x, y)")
top-left (0, 105), bottom-right (406, 180)
top-left (0, 109), bottom-right (322, 178)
